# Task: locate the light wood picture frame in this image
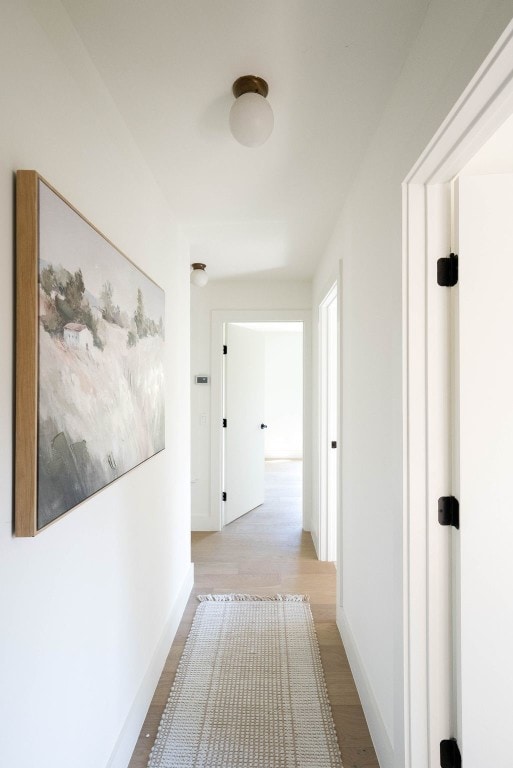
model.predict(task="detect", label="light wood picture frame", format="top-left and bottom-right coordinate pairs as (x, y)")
top-left (15, 171), bottom-right (165, 536)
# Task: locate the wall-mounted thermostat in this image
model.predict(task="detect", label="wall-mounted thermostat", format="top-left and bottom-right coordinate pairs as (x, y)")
top-left (195, 375), bottom-right (209, 384)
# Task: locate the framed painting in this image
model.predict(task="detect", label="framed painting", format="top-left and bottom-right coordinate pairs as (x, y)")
top-left (15, 171), bottom-right (165, 536)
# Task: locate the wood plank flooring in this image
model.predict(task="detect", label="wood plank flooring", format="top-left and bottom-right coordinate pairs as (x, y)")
top-left (128, 460), bottom-right (379, 768)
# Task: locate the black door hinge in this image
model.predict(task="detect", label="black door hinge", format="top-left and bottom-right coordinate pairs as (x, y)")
top-left (438, 496), bottom-right (459, 529)
top-left (222, 491), bottom-right (227, 501)
top-left (222, 418), bottom-right (227, 428)
top-left (440, 738), bottom-right (461, 768)
top-left (223, 345), bottom-right (227, 354)
top-left (437, 253), bottom-right (458, 287)
top-left (331, 441), bottom-right (337, 448)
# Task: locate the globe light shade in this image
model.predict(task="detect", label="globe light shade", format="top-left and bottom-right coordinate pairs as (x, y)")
top-left (229, 91), bottom-right (274, 148)
top-left (190, 263), bottom-right (208, 287)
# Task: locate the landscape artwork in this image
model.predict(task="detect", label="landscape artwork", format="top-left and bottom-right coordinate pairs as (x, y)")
top-left (35, 179), bottom-right (165, 529)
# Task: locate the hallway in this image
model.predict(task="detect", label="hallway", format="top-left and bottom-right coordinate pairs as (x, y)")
top-left (129, 461), bottom-right (378, 767)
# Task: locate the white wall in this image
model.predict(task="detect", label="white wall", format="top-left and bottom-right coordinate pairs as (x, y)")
top-left (190, 280), bottom-right (311, 530)
top-left (0, 3), bottom-right (192, 768)
top-left (264, 330), bottom-right (303, 459)
top-left (311, 3), bottom-right (513, 767)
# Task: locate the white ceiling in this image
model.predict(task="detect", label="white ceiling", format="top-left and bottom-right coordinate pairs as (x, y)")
top-left (61, 0), bottom-right (430, 281)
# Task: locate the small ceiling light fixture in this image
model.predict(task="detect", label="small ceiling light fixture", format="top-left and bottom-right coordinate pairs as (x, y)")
top-left (229, 75), bottom-right (274, 148)
top-left (190, 262), bottom-right (208, 287)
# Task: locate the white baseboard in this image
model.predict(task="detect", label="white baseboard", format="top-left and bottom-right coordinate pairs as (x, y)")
top-left (311, 528), bottom-right (320, 558)
top-left (302, 496), bottom-right (312, 533)
top-left (336, 606), bottom-right (394, 768)
top-left (191, 515), bottom-right (219, 532)
top-left (265, 454), bottom-right (303, 460)
top-left (106, 562), bottom-right (194, 768)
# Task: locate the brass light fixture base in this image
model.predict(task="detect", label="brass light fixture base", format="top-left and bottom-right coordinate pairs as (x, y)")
top-left (232, 75), bottom-right (269, 99)
top-left (191, 263), bottom-right (206, 270)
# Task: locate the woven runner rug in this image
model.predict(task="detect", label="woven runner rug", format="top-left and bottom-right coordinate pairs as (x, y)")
top-left (148, 594), bottom-right (343, 768)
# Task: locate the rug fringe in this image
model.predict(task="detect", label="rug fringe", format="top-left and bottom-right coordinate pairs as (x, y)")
top-left (197, 593), bottom-right (309, 602)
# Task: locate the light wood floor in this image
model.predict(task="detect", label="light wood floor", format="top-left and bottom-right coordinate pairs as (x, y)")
top-left (128, 460), bottom-right (379, 768)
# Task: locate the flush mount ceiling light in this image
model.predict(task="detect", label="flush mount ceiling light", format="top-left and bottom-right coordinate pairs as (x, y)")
top-left (229, 75), bottom-right (274, 148)
top-left (190, 262), bottom-right (208, 287)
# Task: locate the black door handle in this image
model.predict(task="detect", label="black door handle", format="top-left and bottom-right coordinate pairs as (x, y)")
top-left (331, 441), bottom-right (337, 449)
top-left (260, 424), bottom-right (268, 429)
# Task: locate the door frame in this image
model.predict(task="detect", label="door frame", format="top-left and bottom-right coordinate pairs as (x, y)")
top-left (403, 21), bottom-right (513, 768)
top-left (210, 309), bottom-right (312, 531)
top-left (318, 282), bottom-right (338, 561)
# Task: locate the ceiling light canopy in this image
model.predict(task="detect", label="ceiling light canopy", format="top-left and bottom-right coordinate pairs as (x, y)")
top-left (229, 75), bottom-right (273, 148)
top-left (190, 262), bottom-right (208, 287)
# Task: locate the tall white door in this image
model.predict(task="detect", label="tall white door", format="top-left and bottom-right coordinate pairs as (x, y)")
top-left (224, 324), bottom-right (266, 525)
top-left (326, 294), bottom-right (338, 563)
top-left (456, 174), bottom-right (513, 764)
top-left (319, 285), bottom-right (338, 561)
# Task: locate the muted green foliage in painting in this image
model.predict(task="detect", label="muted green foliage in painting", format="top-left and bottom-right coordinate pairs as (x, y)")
top-left (40, 263), bottom-right (72, 297)
top-left (129, 287), bottom-right (164, 347)
top-left (40, 265), bottom-right (103, 349)
top-left (101, 281), bottom-right (124, 327)
top-left (134, 288), bottom-right (146, 338)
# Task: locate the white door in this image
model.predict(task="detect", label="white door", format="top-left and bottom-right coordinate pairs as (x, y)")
top-left (456, 174), bottom-right (513, 764)
top-left (319, 285), bottom-right (338, 561)
top-left (326, 295), bottom-right (338, 563)
top-left (224, 324), bottom-right (266, 525)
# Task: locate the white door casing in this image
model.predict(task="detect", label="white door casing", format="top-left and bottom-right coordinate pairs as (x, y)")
top-left (223, 324), bottom-right (266, 525)
top-left (210, 310), bottom-right (312, 533)
top-left (403, 21), bottom-right (513, 768)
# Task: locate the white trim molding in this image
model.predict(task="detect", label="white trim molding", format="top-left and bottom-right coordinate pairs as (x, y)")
top-left (402, 20), bottom-right (513, 768)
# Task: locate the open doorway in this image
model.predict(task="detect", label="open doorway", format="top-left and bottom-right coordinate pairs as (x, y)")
top-left (222, 322), bottom-right (303, 528)
top-left (209, 309), bottom-right (312, 533)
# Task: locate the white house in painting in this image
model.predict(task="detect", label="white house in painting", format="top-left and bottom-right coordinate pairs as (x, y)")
top-left (63, 323), bottom-right (93, 350)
